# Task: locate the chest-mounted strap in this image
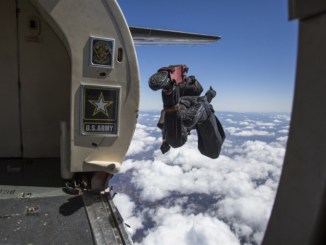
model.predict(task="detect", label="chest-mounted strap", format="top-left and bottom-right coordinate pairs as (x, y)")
top-left (163, 104), bottom-right (179, 112)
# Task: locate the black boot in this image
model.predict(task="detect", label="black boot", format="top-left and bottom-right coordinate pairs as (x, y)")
top-left (148, 71), bottom-right (173, 91)
top-left (160, 140), bottom-right (171, 154)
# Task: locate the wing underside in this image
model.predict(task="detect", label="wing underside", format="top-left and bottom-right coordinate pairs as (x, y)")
top-left (129, 26), bottom-right (221, 45)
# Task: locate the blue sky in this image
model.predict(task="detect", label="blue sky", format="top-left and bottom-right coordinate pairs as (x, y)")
top-left (117, 0), bottom-right (298, 113)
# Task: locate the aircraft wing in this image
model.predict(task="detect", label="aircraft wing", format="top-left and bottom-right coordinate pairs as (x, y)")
top-left (129, 26), bottom-right (221, 45)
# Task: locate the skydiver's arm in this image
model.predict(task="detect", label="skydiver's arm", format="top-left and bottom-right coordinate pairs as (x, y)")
top-left (179, 76), bottom-right (203, 96)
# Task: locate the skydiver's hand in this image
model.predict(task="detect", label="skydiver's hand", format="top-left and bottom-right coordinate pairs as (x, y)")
top-left (185, 75), bottom-right (196, 85)
top-left (205, 86), bottom-right (216, 103)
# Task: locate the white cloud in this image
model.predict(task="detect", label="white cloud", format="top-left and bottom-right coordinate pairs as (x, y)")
top-left (113, 112), bottom-right (289, 245)
top-left (272, 114), bottom-right (291, 121)
top-left (126, 123), bottom-right (158, 156)
top-left (113, 193), bottom-right (144, 236)
top-left (232, 129), bottom-right (275, 137)
top-left (276, 136), bottom-right (288, 144)
top-left (278, 129), bottom-right (288, 134)
top-left (117, 138), bottom-right (284, 244)
top-left (225, 127), bottom-right (240, 134)
top-left (216, 185), bottom-right (275, 244)
top-left (139, 206), bottom-right (240, 245)
top-left (225, 126), bottom-right (276, 137)
top-left (255, 121), bottom-right (276, 128)
top-left (239, 121), bottom-right (251, 126)
top-left (226, 118), bottom-right (238, 124)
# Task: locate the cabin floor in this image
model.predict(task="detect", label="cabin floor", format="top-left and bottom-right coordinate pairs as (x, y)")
top-left (0, 158), bottom-right (95, 244)
top-left (0, 194), bottom-right (94, 244)
top-left (0, 158), bottom-right (132, 245)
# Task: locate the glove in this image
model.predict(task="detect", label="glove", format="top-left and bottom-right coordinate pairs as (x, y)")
top-left (185, 75), bottom-right (196, 85)
top-left (205, 86), bottom-right (216, 103)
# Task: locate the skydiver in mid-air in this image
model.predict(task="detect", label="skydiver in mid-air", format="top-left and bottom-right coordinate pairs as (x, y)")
top-left (148, 65), bottom-right (225, 159)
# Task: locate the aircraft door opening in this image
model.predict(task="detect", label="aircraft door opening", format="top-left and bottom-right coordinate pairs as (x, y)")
top-left (0, 0), bottom-right (71, 158)
top-left (0, 1), bottom-right (21, 157)
top-left (19, 0), bottom-right (71, 158)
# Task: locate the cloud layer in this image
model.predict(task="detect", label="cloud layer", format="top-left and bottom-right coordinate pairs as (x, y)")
top-left (111, 112), bottom-right (290, 245)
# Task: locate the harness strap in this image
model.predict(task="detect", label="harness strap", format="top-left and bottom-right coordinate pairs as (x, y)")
top-left (164, 104), bottom-right (179, 112)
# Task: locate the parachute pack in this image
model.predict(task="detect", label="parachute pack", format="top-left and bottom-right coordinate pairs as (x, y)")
top-left (148, 65), bottom-right (225, 159)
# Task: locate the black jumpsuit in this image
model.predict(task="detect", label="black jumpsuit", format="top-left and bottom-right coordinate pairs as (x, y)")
top-left (149, 69), bottom-right (225, 159)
